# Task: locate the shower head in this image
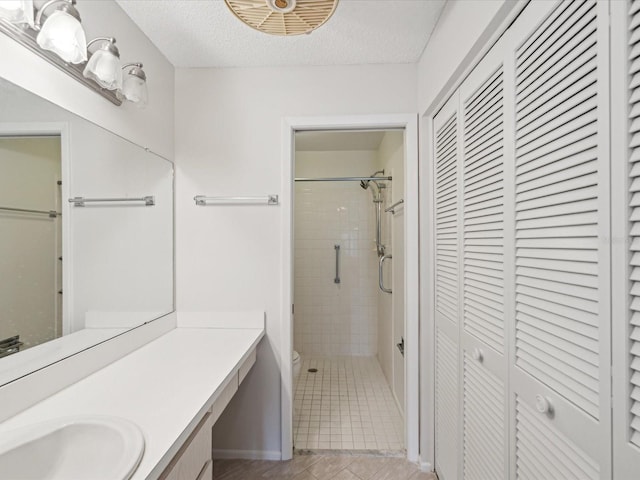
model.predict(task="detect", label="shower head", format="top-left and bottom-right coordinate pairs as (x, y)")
top-left (360, 170), bottom-right (385, 191)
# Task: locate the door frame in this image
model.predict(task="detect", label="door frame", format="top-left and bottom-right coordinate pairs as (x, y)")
top-left (281, 114), bottom-right (419, 461)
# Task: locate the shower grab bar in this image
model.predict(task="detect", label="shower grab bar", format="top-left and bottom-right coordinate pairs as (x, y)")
top-left (385, 199), bottom-right (404, 214)
top-left (379, 254), bottom-right (392, 294)
top-left (334, 244), bottom-right (341, 284)
top-left (194, 195), bottom-right (279, 206)
top-left (69, 196), bottom-right (155, 207)
top-left (0, 205), bottom-right (61, 218)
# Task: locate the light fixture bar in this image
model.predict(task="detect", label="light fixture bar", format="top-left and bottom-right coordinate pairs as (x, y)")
top-left (0, 18), bottom-right (122, 105)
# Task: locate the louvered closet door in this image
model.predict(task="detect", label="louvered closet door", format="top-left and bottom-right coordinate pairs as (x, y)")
top-left (613, 0), bottom-right (640, 476)
top-left (433, 93), bottom-right (461, 480)
top-left (508, 1), bottom-right (611, 478)
top-left (458, 32), bottom-right (510, 480)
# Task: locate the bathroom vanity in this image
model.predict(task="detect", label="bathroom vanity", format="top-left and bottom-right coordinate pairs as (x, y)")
top-left (0, 312), bottom-right (264, 480)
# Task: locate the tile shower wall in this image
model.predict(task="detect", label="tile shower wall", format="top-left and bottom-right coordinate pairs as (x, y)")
top-left (376, 131), bottom-right (405, 413)
top-left (294, 150), bottom-right (379, 356)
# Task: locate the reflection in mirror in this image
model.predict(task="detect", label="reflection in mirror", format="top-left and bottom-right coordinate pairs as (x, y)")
top-left (0, 136), bottom-right (62, 355)
top-left (0, 77), bottom-right (174, 386)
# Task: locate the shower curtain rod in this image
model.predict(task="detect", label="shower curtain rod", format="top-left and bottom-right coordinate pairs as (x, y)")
top-left (294, 176), bottom-right (392, 182)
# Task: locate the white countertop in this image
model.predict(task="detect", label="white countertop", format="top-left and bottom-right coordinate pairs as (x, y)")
top-left (0, 324), bottom-right (264, 479)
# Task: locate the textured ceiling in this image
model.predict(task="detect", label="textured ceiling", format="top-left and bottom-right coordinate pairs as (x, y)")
top-left (115, 0), bottom-right (446, 68)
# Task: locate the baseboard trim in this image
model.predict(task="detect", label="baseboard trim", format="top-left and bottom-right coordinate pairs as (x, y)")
top-left (212, 449), bottom-right (282, 461)
top-left (420, 461), bottom-right (433, 472)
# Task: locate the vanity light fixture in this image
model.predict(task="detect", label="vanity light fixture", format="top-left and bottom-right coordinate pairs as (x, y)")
top-left (35, 0), bottom-right (87, 64)
top-left (0, 0), bottom-right (34, 27)
top-left (83, 37), bottom-right (122, 91)
top-left (0, 0), bottom-right (150, 106)
top-left (121, 63), bottom-right (147, 107)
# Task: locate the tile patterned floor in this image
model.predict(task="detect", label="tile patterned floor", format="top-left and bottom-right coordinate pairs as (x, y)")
top-left (293, 356), bottom-right (404, 451)
top-left (213, 454), bottom-right (437, 480)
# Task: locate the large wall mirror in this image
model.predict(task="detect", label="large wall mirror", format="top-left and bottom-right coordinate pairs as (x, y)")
top-left (0, 76), bottom-right (174, 386)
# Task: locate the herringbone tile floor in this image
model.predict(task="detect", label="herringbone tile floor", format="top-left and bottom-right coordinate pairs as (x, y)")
top-left (213, 454), bottom-right (437, 480)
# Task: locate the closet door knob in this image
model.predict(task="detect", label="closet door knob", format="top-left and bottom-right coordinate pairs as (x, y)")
top-left (535, 394), bottom-right (552, 414)
top-left (472, 348), bottom-right (483, 362)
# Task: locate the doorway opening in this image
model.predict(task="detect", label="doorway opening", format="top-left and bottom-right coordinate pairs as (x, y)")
top-left (281, 114), bottom-right (419, 462)
top-left (293, 129), bottom-right (405, 453)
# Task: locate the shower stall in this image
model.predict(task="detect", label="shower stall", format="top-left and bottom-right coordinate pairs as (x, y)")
top-left (292, 130), bottom-right (405, 452)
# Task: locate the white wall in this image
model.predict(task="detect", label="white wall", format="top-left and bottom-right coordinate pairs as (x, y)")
top-left (175, 64), bottom-right (416, 456)
top-left (0, 0), bottom-right (174, 158)
top-left (294, 150), bottom-right (379, 357)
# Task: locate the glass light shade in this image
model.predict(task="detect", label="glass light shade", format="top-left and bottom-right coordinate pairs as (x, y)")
top-left (122, 74), bottom-right (148, 107)
top-left (36, 9), bottom-right (87, 64)
top-left (83, 48), bottom-right (122, 90)
top-left (0, 0), bottom-right (34, 26)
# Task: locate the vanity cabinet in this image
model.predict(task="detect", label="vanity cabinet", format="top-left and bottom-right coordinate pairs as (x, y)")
top-left (159, 348), bottom-right (257, 480)
top-left (160, 412), bottom-right (213, 480)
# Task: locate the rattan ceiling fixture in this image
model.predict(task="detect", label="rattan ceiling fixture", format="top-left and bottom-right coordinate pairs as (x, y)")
top-left (225, 0), bottom-right (339, 36)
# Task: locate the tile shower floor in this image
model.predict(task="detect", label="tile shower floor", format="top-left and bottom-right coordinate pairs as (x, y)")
top-left (293, 356), bottom-right (404, 452)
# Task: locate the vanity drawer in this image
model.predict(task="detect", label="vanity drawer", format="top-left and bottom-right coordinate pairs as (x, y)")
top-left (159, 412), bottom-right (213, 480)
top-left (211, 376), bottom-right (238, 424)
top-left (238, 348), bottom-right (256, 385)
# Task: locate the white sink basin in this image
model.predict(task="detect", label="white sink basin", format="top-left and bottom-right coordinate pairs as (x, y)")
top-left (0, 416), bottom-right (144, 480)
